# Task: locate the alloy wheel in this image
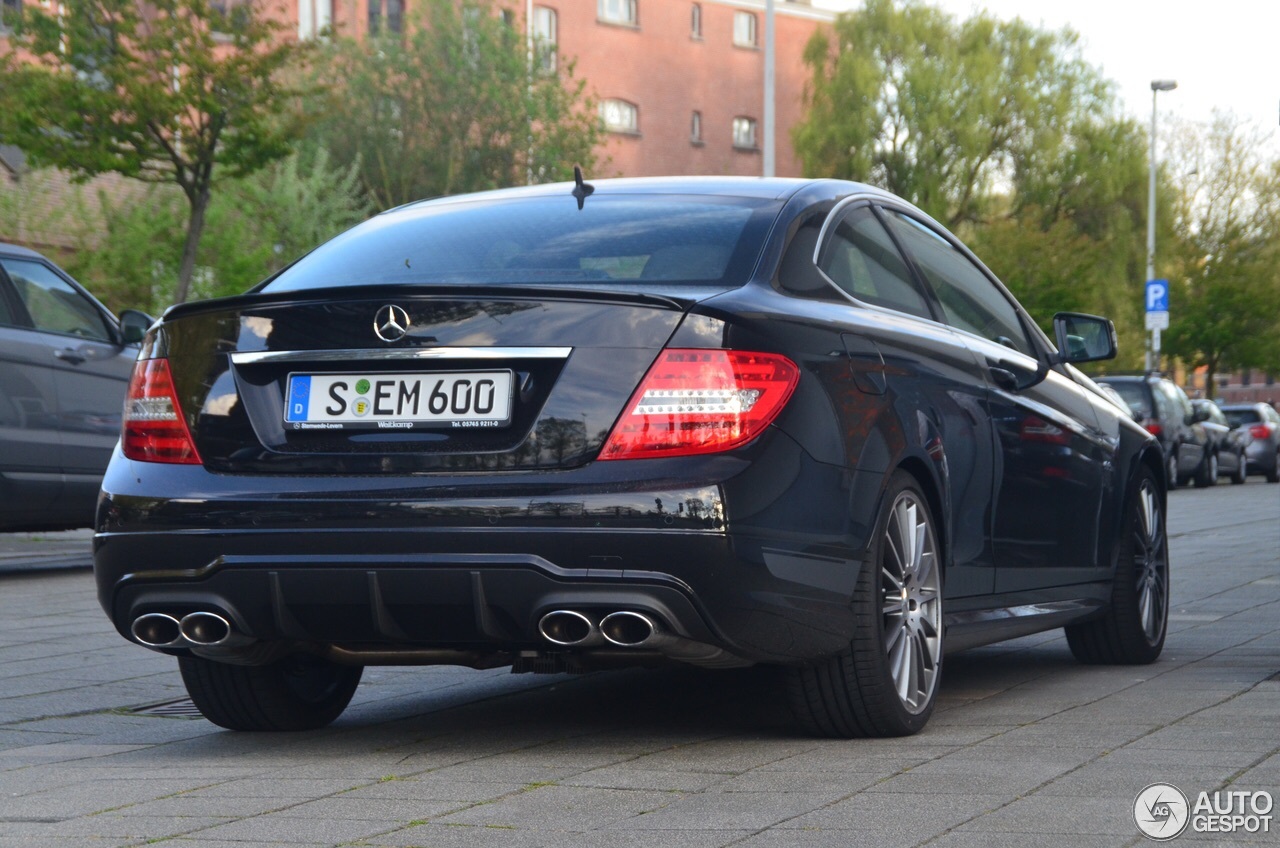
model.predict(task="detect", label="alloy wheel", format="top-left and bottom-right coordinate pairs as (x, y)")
top-left (1133, 480), bottom-right (1168, 644)
top-left (880, 492), bottom-right (942, 714)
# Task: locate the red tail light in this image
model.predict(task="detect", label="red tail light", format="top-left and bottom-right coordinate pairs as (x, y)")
top-left (121, 359), bottom-right (202, 464)
top-left (1143, 419), bottom-right (1163, 437)
top-left (599, 349), bottom-right (799, 460)
top-left (1249, 424), bottom-right (1272, 440)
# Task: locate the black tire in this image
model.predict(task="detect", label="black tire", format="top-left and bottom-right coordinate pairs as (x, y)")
top-left (1065, 468), bottom-right (1167, 665)
top-left (1267, 452), bottom-right (1279, 484)
top-left (787, 472), bottom-right (943, 738)
top-left (1165, 450), bottom-right (1179, 490)
top-left (1230, 451), bottom-right (1248, 485)
top-left (1194, 451), bottom-right (1217, 488)
top-left (179, 653), bottom-right (362, 731)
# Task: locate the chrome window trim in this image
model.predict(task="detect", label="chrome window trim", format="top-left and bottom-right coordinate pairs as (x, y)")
top-left (230, 346), bottom-right (573, 366)
top-left (806, 193), bottom-right (946, 328)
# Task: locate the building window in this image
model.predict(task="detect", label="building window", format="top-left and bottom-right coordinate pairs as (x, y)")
top-left (733, 11), bottom-right (756, 47)
top-left (733, 116), bottom-right (757, 149)
top-left (1, 0), bottom-right (21, 33)
top-left (600, 99), bottom-right (638, 134)
top-left (1241, 369), bottom-right (1252, 387)
top-left (533, 6), bottom-right (557, 72)
top-left (297, 0), bottom-right (332, 40)
top-left (598, 0), bottom-right (636, 26)
top-left (690, 3), bottom-right (701, 38)
top-left (368, 0), bottom-right (403, 36)
top-left (691, 111), bottom-right (702, 144)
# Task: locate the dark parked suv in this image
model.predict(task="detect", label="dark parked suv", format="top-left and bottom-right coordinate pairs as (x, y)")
top-left (0, 243), bottom-right (151, 530)
top-left (1097, 375), bottom-right (1211, 488)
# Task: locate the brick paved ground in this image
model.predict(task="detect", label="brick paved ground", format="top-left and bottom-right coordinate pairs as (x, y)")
top-left (0, 481), bottom-right (1276, 847)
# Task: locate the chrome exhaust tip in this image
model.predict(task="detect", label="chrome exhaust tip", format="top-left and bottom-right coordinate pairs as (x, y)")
top-left (538, 610), bottom-right (597, 646)
top-left (131, 613), bottom-right (182, 648)
top-left (600, 611), bottom-right (657, 647)
top-left (179, 611), bottom-right (233, 646)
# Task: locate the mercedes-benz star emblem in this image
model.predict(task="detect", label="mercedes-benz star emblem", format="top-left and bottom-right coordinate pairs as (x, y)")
top-left (373, 304), bottom-right (410, 343)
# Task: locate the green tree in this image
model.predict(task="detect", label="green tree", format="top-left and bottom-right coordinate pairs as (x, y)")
top-left (308, 0), bottom-right (601, 209)
top-left (0, 0), bottom-right (312, 303)
top-left (795, 0), bottom-right (1161, 364)
top-left (794, 0), bottom-right (1109, 229)
top-left (61, 149), bottom-right (370, 308)
top-left (1164, 115), bottom-right (1280, 395)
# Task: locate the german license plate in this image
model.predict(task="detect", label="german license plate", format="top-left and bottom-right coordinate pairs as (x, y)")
top-left (285, 371), bottom-right (514, 430)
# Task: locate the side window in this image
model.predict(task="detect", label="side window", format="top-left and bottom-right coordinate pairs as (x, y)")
top-left (882, 210), bottom-right (1034, 356)
top-left (0, 258), bottom-right (112, 341)
top-left (1170, 384), bottom-right (1193, 419)
top-left (816, 206), bottom-right (933, 321)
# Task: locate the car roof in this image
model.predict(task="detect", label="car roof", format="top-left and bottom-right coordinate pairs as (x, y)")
top-left (0, 241), bottom-right (47, 260)
top-left (387, 176), bottom-right (894, 215)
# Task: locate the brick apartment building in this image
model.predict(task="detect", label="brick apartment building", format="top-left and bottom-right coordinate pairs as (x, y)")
top-left (295, 0), bottom-right (834, 178)
top-left (1, 0), bottom-right (833, 251)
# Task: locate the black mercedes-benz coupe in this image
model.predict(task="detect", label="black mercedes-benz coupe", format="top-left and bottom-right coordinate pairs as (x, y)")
top-left (94, 177), bottom-right (1169, 737)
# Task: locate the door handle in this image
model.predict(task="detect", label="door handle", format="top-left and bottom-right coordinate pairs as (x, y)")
top-left (54, 348), bottom-right (86, 365)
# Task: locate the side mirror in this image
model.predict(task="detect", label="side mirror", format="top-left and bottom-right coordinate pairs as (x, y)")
top-left (118, 309), bottom-right (154, 346)
top-left (1052, 312), bottom-right (1117, 364)
top-left (1188, 408), bottom-right (1210, 424)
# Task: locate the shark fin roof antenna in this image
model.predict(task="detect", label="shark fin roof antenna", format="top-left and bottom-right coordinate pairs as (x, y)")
top-left (572, 165), bottom-right (595, 210)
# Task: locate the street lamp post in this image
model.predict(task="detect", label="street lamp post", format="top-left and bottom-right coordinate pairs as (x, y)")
top-left (1147, 79), bottom-right (1176, 372)
top-left (763, 0), bottom-right (776, 178)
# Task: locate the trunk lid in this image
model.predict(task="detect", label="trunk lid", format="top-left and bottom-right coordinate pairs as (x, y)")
top-left (155, 286), bottom-right (718, 473)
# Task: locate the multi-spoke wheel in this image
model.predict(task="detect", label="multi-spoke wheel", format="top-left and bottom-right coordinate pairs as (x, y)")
top-left (787, 472), bottom-right (943, 737)
top-left (879, 490), bottom-right (943, 714)
top-left (1065, 467), bottom-right (1168, 664)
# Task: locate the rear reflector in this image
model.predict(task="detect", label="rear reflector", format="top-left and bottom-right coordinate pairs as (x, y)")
top-left (1143, 419), bottom-right (1163, 437)
top-left (1249, 424), bottom-right (1272, 440)
top-left (599, 349), bottom-right (799, 460)
top-left (122, 359), bottom-right (202, 464)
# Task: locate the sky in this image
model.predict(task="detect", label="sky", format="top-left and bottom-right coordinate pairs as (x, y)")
top-left (810, 0), bottom-right (1280, 151)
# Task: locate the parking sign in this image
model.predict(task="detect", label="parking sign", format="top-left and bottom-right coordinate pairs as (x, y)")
top-left (1146, 279), bottom-right (1169, 313)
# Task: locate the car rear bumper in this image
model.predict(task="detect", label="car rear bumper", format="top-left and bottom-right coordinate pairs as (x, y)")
top-left (94, 435), bottom-right (880, 666)
top-left (1243, 440), bottom-right (1278, 473)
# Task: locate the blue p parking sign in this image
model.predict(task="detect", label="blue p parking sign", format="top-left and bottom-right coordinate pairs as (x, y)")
top-left (1146, 279), bottom-right (1170, 313)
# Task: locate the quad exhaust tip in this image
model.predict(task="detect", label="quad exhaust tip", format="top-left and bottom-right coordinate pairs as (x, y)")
top-left (179, 611), bottom-right (233, 646)
top-left (131, 613), bottom-right (182, 648)
top-left (538, 610), bottom-right (596, 646)
top-left (600, 611), bottom-right (657, 647)
top-left (131, 611), bottom-right (240, 648)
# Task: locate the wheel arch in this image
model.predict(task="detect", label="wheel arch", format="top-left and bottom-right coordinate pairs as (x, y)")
top-left (891, 455), bottom-right (948, 583)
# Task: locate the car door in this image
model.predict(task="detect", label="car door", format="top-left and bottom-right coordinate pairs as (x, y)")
top-left (878, 207), bottom-right (1112, 591)
top-left (0, 264), bottom-right (65, 522)
top-left (1162, 381), bottom-right (1205, 476)
top-left (0, 257), bottom-right (134, 516)
top-left (793, 201), bottom-right (997, 598)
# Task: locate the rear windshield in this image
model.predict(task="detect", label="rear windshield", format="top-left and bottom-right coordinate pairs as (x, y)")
top-left (1104, 381), bottom-right (1151, 418)
top-left (1223, 409), bottom-right (1261, 428)
top-left (261, 194), bottom-right (782, 292)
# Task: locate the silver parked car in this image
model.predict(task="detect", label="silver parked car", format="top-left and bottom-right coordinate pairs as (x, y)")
top-left (1220, 403), bottom-right (1280, 483)
top-left (0, 242), bottom-right (152, 529)
top-left (1190, 398), bottom-right (1248, 485)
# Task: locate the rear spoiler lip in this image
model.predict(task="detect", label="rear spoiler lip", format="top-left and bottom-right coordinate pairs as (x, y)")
top-left (158, 282), bottom-right (735, 323)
